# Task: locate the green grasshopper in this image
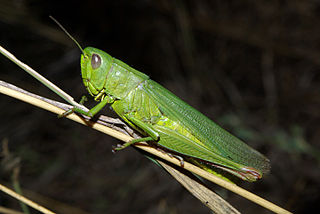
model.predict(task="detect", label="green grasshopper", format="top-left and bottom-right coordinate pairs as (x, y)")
top-left (55, 18), bottom-right (270, 182)
top-left (71, 47), bottom-right (270, 182)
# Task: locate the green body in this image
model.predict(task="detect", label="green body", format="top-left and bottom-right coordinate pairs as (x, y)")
top-left (77, 47), bottom-right (270, 182)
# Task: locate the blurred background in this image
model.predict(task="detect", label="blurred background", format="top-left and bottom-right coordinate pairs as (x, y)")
top-left (0, 1), bottom-right (320, 213)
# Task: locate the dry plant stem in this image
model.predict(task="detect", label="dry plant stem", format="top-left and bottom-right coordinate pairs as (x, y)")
top-left (0, 206), bottom-right (24, 214)
top-left (0, 82), bottom-right (130, 142)
top-left (158, 160), bottom-right (240, 214)
top-left (16, 187), bottom-right (91, 214)
top-left (0, 183), bottom-right (56, 214)
top-left (0, 80), bottom-right (292, 214)
top-left (0, 45), bottom-right (87, 112)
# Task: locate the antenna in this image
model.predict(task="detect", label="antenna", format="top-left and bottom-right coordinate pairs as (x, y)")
top-left (49, 16), bottom-right (85, 55)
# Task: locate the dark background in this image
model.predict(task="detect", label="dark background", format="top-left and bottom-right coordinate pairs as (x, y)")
top-left (1, 1), bottom-right (320, 213)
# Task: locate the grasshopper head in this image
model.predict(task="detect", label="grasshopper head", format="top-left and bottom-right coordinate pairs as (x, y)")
top-left (81, 47), bottom-right (113, 97)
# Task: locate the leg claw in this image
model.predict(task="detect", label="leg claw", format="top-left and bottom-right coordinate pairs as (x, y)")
top-left (111, 144), bottom-right (123, 153)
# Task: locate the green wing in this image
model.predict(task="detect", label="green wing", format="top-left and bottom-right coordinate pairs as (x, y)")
top-left (143, 80), bottom-right (270, 174)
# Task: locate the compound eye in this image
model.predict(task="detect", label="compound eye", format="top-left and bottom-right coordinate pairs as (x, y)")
top-left (91, 54), bottom-right (101, 69)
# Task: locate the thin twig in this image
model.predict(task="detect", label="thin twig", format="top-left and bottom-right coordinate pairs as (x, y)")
top-left (0, 45), bottom-right (87, 111)
top-left (0, 183), bottom-right (56, 214)
top-left (158, 160), bottom-right (241, 214)
top-left (0, 206), bottom-right (24, 214)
